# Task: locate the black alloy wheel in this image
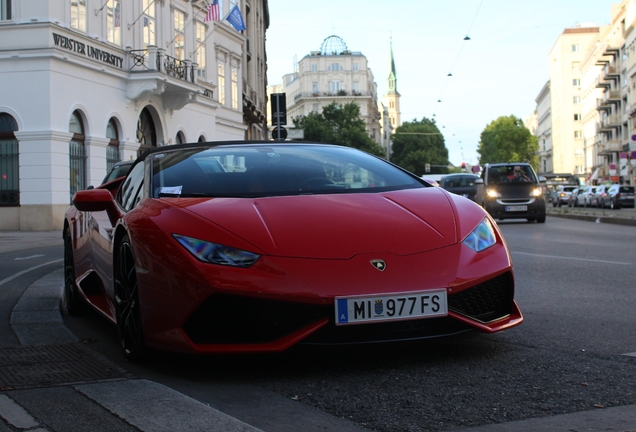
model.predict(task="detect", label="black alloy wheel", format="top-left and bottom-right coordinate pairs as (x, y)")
top-left (115, 234), bottom-right (147, 363)
top-left (63, 227), bottom-right (84, 315)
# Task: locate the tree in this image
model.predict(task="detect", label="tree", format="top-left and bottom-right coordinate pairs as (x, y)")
top-left (391, 117), bottom-right (450, 176)
top-left (477, 115), bottom-right (539, 168)
top-left (292, 102), bottom-right (386, 157)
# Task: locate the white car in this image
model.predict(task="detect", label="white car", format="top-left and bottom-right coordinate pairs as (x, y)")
top-left (576, 186), bottom-right (597, 207)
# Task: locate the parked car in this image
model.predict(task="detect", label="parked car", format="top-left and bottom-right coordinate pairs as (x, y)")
top-left (594, 185), bottom-right (611, 208)
top-left (64, 141), bottom-right (523, 361)
top-left (576, 186), bottom-right (597, 207)
top-left (551, 185), bottom-right (578, 207)
top-left (439, 173), bottom-right (480, 201)
top-left (474, 162), bottom-right (546, 223)
top-left (607, 185), bottom-right (635, 209)
top-left (102, 160), bottom-right (134, 184)
top-left (567, 188), bottom-right (580, 207)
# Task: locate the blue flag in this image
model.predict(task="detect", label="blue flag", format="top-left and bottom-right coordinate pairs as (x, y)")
top-left (226, 5), bottom-right (246, 31)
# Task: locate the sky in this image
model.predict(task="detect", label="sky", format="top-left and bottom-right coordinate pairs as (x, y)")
top-left (265, 0), bottom-right (617, 166)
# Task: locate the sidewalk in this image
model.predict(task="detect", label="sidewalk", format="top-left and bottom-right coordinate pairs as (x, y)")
top-left (1, 267), bottom-right (263, 432)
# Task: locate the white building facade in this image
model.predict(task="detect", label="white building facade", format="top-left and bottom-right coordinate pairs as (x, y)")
top-left (535, 81), bottom-right (553, 174)
top-left (0, 0), bottom-right (268, 231)
top-left (271, 35), bottom-right (385, 151)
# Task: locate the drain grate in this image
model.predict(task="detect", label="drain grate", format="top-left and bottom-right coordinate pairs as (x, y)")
top-left (0, 343), bottom-right (134, 390)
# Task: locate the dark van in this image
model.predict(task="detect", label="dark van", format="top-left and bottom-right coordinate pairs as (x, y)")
top-left (475, 163), bottom-right (546, 223)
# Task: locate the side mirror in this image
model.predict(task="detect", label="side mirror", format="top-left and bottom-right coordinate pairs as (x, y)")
top-left (538, 176), bottom-right (546, 183)
top-left (73, 189), bottom-right (122, 226)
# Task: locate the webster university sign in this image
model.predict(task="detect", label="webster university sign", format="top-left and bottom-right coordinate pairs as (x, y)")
top-left (52, 32), bottom-right (124, 69)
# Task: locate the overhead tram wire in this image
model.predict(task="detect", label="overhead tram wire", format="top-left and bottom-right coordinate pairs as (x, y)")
top-left (432, 0), bottom-right (485, 164)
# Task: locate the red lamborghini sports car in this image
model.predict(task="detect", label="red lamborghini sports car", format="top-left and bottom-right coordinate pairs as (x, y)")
top-left (64, 142), bottom-right (523, 361)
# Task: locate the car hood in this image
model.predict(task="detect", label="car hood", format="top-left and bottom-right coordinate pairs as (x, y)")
top-left (171, 188), bottom-right (459, 259)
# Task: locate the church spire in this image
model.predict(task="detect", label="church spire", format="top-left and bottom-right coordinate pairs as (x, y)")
top-left (387, 37), bottom-right (399, 95)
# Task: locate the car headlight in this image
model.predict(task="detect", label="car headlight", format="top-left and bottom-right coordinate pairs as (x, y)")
top-left (530, 188), bottom-right (542, 197)
top-left (486, 188), bottom-right (501, 198)
top-left (463, 218), bottom-right (497, 252)
top-left (173, 234), bottom-right (260, 267)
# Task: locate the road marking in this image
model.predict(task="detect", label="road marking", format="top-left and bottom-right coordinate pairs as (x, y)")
top-left (512, 252), bottom-right (631, 266)
top-left (0, 259), bottom-right (63, 287)
top-left (15, 255), bottom-right (45, 261)
top-left (622, 352), bottom-right (636, 358)
top-left (0, 394), bottom-right (40, 429)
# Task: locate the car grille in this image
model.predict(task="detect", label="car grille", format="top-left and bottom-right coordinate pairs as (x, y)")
top-left (183, 272), bottom-right (514, 346)
top-left (447, 272), bottom-right (514, 323)
top-left (183, 293), bottom-right (330, 345)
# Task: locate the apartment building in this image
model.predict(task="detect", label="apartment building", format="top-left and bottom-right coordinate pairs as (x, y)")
top-left (270, 35), bottom-right (388, 153)
top-left (0, 0), bottom-right (269, 231)
top-left (547, 25), bottom-right (600, 180)
top-left (535, 81), bottom-right (552, 174)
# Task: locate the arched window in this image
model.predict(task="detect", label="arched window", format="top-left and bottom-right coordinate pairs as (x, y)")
top-left (0, 113), bottom-right (19, 206)
top-left (327, 63), bottom-right (343, 71)
top-left (69, 111), bottom-right (86, 200)
top-left (106, 118), bottom-right (120, 172)
top-left (198, 135), bottom-right (206, 143)
top-left (136, 107), bottom-right (157, 156)
top-left (175, 131), bottom-right (185, 144)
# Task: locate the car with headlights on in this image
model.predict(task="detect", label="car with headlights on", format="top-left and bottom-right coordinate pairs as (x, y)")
top-left (475, 162), bottom-right (546, 223)
top-left (64, 142), bottom-right (523, 362)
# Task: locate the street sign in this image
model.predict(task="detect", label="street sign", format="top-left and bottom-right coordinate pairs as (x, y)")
top-left (286, 128), bottom-right (304, 140)
top-left (272, 126), bottom-right (287, 141)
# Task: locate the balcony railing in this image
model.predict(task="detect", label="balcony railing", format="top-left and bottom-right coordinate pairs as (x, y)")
top-left (599, 139), bottom-right (622, 153)
top-left (128, 46), bottom-right (196, 84)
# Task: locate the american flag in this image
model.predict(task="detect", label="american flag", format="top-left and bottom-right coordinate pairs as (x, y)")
top-left (205, 0), bottom-right (220, 22)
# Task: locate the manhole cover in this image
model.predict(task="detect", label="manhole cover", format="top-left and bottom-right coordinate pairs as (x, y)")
top-left (0, 343), bottom-right (133, 390)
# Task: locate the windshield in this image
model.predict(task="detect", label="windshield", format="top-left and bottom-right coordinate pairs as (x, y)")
top-left (487, 165), bottom-right (537, 185)
top-left (150, 144), bottom-right (426, 198)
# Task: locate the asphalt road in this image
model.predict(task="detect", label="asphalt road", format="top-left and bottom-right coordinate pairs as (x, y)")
top-left (2, 216), bottom-right (636, 431)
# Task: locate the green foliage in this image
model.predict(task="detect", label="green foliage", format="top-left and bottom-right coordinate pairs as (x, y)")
top-left (391, 117), bottom-right (450, 176)
top-left (292, 102), bottom-right (386, 157)
top-left (477, 115), bottom-right (539, 169)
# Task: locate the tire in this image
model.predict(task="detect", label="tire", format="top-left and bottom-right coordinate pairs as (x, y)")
top-left (115, 234), bottom-right (147, 363)
top-left (536, 214), bottom-right (546, 223)
top-left (63, 227), bottom-right (85, 316)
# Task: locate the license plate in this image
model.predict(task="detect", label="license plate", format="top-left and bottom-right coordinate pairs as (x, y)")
top-left (335, 289), bottom-right (447, 325)
top-left (505, 205), bottom-right (527, 212)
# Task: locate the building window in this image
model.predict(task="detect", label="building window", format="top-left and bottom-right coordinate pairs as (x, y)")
top-left (0, 113), bottom-right (19, 206)
top-left (1, 0), bottom-right (12, 20)
top-left (572, 61), bottom-right (580, 70)
top-left (106, 118), bottom-right (120, 172)
top-left (327, 63), bottom-right (343, 71)
top-left (142, 0), bottom-right (156, 47)
top-left (312, 82), bottom-right (318, 94)
top-left (70, 0), bottom-right (87, 31)
top-left (173, 9), bottom-right (185, 60)
top-left (217, 60), bottom-right (226, 105)
top-left (175, 131), bottom-right (185, 144)
top-left (106, 0), bottom-right (121, 45)
top-left (573, 96), bottom-right (580, 104)
top-left (572, 44), bottom-right (580, 52)
top-left (574, 114), bottom-right (582, 121)
top-left (353, 63), bottom-right (359, 71)
top-left (231, 65), bottom-right (239, 109)
top-left (311, 64), bottom-right (318, 72)
top-left (69, 111), bottom-right (86, 201)
top-left (574, 130), bottom-right (582, 138)
top-left (353, 81), bottom-right (359, 93)
top-left (312, 103), bottom-right (319, 112)
top-left (136, 107), bottom-right (157, 155)
top-left (196, 22), bottom-right (206, 78)
top-left (328, 80), bottom-right (341, 94)
top-left (573, 79), bottom-right (580, 86)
